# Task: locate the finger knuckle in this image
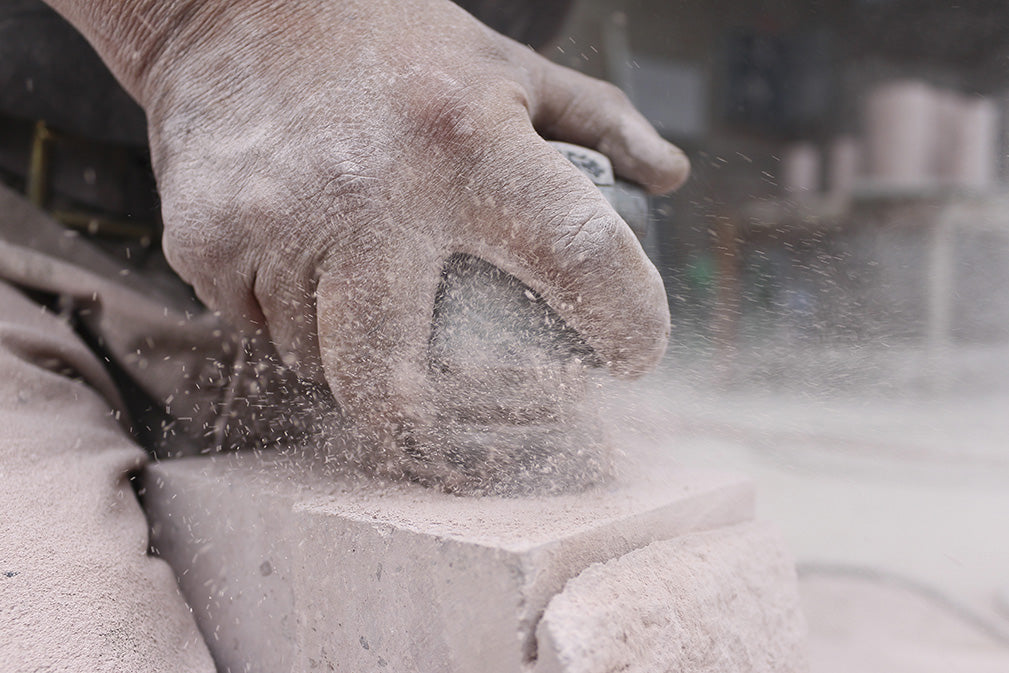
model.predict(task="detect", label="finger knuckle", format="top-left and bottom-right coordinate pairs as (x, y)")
top-left (160, 177), bottom-right (250, 284)
top-left (162, 216), bottom-right (240, 284)
top-left (563, 217), bottom-right (613, 254)
top-left (595, 80), bottom-right (631, 108)
top-left (553, 209), bottom-right (621, 256)
top-left (407, 75), bottom-right (522, 146)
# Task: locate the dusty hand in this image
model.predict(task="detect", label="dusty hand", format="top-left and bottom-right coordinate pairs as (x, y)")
top-left (65, 0), bottom-right (689, 459)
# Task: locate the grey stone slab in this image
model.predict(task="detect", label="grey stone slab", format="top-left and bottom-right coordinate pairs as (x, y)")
top-left (141, 451), bottom-right (755, 673)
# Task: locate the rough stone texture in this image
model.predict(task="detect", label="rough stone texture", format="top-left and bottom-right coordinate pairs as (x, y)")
top-left (141, 452), bottom-right (758, 673)
top-left (534, 522), bottom-right (808, 673)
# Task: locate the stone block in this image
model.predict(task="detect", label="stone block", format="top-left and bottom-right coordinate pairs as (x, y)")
top-left (141, 452), bottom-right (757, 673)
top-left (534, 522), bottom-right (808, 673)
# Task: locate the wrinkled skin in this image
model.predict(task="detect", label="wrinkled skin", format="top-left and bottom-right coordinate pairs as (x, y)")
top-left (48, 0), bottom-right (689, 467)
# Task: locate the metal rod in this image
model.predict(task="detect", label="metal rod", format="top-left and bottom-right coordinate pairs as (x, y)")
top-left (27, 120), bottom-right (52, 208)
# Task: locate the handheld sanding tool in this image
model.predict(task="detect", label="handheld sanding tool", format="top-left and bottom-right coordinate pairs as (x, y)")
top-left (409, 142), bottom-right (650, 496)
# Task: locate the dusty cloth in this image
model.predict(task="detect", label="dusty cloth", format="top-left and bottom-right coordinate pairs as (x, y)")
top-left (0, 184), bottom-right (306, 671)
top-left (0, 281), bottom-right (215, 672)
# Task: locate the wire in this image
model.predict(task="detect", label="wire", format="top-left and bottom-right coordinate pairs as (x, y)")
top-left (797, 561), bottom-right (1009, 649)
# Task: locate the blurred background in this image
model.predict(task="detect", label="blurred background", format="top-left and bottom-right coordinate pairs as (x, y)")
top-left (547, 1), bottom-right (1009, 670)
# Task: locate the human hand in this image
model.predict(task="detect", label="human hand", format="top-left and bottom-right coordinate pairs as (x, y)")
top-left (54, 0), bottom-right (689, 467)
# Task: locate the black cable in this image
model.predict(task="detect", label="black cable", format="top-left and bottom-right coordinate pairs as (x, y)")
top-left (797, 561), bottom-right (1009, 649)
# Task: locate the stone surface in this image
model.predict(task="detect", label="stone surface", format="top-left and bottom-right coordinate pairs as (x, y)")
top-left (534, 522), bottom-right (808, 673)
top-left (141, 451), bottom-right (757, 673)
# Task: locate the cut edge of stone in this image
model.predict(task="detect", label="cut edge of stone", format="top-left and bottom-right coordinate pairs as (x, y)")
top-left (533, 521), bottom-right (809, 673)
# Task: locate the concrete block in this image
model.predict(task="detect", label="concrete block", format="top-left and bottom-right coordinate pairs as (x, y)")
top-left (534, 522), bottom-right (808, 673)
top-left (141, 452), bottom-right (756, 673)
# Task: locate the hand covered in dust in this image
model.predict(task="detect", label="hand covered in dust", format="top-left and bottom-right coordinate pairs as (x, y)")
top-left (70, 0), bottom-right (689, 460)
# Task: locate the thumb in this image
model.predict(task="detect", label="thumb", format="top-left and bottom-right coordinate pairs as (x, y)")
top-left (527, 58), bottom-right (690, 194)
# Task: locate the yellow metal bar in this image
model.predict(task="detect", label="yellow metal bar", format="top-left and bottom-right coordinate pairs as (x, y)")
top-left (52, 209), bottom-right (156, 242)
top-left (26, 120), bottom-right (52, 208)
